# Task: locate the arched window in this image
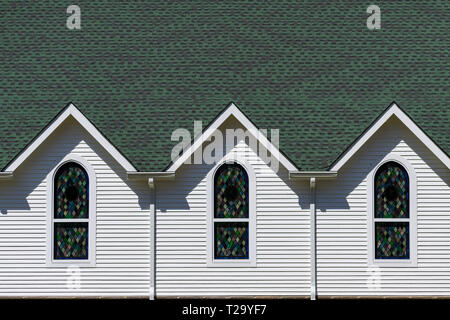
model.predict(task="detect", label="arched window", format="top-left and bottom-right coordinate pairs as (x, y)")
top-left (213, 163), bottom-right (249, 259)
top-left (374, 161), bottom-right (410, 259)
top-left (53, 162), bottom-right (89, 260)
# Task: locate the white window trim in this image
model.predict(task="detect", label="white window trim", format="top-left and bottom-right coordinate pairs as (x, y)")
top-left (46, 154), bottom-right (96, 267)
top-left (206, 155), bottom-right (256, 267)
top-left (367, 153), bottom-right (417, 267)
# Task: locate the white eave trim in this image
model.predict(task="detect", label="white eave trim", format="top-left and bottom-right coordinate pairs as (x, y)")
top-left (3, 103), bottom-right (137, 173)
top-left (289, 171), bottom-right (337, 179)
top-left (167, 102), bottom-right (298, 172)
top-left (0, 172), bottom-right (13, 179)
top-left (127, 171), bottom-right (175, 181)
top-left (330, 103), bottom-right (450, 172)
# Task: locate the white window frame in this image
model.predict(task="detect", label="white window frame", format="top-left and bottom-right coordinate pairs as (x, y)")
top-left (206, 155), bottom-right (256, 267)
top-left (367, 153), bottom-right (417, 267)
top-left (46, 154), bottom-right (96, 267)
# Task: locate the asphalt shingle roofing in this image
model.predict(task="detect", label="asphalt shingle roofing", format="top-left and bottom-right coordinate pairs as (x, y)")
top-left (0, 1), bottom-right (448, 172)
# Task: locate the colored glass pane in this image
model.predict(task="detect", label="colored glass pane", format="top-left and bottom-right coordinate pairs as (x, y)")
top-left (375, 222), bottom-right (409, 259)
top-left (54, 222), bottom-right (88, 259)
top-left (375, 162), bottom-right (409, 219)
top-left (54, 162), bottom-right (89, 219)
top-left (214, 222), bottom-right (248, 259)
top-left (214, 163), bottom-right (248, 218)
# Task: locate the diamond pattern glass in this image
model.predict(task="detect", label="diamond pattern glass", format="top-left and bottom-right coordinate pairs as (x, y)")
top-left (375, 222), bottom-right (409, 259)
top-left (375, 161), bottom-right (409, 219)
top-left (214, 222), bottom-right (248, 259)
top-left (54, 222), bottom-right (88, 259)
top-left (214, 163), bottom-right (248, 218)
top-left (54, 162), bottom-right (89, 219)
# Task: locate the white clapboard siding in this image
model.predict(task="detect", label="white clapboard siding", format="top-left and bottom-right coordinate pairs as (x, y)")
top-left (0, 118), bottom-right (150, 297)
top-left (317, 117), bottom-right (450, 296)
top-left (156, 120), bottom-right (311, 297)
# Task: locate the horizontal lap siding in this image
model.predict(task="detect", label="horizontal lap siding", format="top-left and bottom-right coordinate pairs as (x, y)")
top-left (156, 135), bottom-right (311, 297)
top-left (0, 119), bottom-right (150, 297)
top-left (317, 118), bottom-right (450, 296)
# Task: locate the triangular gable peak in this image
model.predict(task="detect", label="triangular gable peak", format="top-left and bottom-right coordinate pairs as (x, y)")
top-left (3, 103), bottom-right (136, 173)
top-left (330, 103), bottom-right (450, 171)
top-left (167, 102), bottom-right (298, 172)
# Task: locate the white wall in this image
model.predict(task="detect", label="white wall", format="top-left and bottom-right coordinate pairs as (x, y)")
top-left (155, 118), bottom-right (311, 297)
top-left (3, 112), bottom-right (448, 298)
top-left (316, 117), bottom-right (450, 296)
top-left (0, 117), bottom-right (150, 297)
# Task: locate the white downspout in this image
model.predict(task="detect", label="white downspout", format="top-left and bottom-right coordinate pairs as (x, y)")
top-left (148, 178), bottom-right (156, 300)
top-left (310, 177), bottom-right (317, 300)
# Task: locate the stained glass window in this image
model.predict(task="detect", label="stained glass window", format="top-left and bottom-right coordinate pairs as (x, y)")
top-left (53, 162), bottom-right (90, 261)
top-left (54, 162), bottom-right (89, 219)
top-left (375, 222), bottom-right (409, 259)
top-left (214, 163), bottom-right (248, 218)
top-left (374, 161), bottom-right (410, 260)
top-left (213, 163), bottom-right (250, 260)
top-left (54, 223), bottom-right (88, 259)
top-left (375, 161), bottom-right (409, 219)
top-left (214, 222), bottom-right (248, 259)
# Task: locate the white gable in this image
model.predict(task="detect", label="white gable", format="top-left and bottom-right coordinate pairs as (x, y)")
top-left (330, 103), bottom-right (450, 171)
top-left (167, 102), bottom-right (298, 172)
top-left (3, 103), bottom-right (136, 173)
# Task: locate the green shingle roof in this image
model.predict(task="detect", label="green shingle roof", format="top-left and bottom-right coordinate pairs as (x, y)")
top-left (1, 1), bottom-right (449, 172)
